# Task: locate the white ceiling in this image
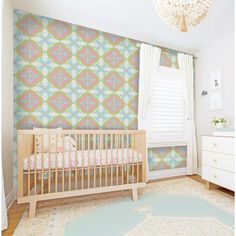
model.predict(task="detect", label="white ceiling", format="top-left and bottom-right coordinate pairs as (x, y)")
top-left (11, 0), bottom-right (234, 54)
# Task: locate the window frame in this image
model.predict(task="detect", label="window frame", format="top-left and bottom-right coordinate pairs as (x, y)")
top-left (146, 66), bottom-right (187, 147)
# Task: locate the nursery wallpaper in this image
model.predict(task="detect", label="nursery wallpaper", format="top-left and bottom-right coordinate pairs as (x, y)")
top-left (148, 146), bottom-right (187, 171)
top-left (13, 10), bottom-right (184, 185)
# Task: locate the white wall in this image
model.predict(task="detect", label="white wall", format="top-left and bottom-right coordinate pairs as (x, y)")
top-left (11, 0), bottom-right (235, 54)
top-left (2, 0), bottom-right (14, 199)
top-left (194, 32), bottom-right (234, 173)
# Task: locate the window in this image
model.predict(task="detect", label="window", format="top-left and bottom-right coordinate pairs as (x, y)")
top-left (147, 66), bottom-right (186, 145)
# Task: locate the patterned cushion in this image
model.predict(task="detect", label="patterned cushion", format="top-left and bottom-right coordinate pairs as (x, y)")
top-left (33, 128), bottom-right (77, 153)
top-left (33, 127), bottom-right (63, 153)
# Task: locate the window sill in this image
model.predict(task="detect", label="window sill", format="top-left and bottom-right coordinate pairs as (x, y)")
top-left (148, 141), bottom-right (187, 148)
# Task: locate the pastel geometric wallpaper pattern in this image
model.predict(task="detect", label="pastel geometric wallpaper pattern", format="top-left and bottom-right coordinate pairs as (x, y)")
top-left (13, 9), bottom-right (182, 185)
top-left (148, 146), bottom-right (187, 171)
top-left (14, 11), bottom-right (140, 132)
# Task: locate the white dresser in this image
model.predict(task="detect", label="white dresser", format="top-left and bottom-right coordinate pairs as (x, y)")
top-left (202, 135), bottom-right (235, 191)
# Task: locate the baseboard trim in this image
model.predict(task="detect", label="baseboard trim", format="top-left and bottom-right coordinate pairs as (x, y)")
top-left (148, 167), bottom-right (186, 180)
top-left (6, 187), bottom-right (17, 210)
top-left (197, 167), bottom-right (202, 176)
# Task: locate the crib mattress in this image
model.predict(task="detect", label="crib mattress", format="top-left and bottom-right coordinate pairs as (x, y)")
top-left (23, 148), bottom-right (142, 171)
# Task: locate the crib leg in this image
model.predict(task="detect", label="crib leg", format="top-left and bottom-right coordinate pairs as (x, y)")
top-left (29, 201), bottom-right (37, 218)
top-left (132, 187), bottom-right (138, 201)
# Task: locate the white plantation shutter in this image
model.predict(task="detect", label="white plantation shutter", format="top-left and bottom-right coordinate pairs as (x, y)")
top-left (147, 66), bottom-right (186, 144)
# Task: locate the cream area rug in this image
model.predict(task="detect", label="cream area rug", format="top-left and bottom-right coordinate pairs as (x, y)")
top-left (14, 177), bottom-right (234, 236)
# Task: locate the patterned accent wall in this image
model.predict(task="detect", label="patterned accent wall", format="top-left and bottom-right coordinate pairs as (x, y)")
top-left (148, 146), bottom-right (187, 171)
top-left (14, 11), bottom-right (139, 130)
top-left (13, 10), bottom-right (181, 185)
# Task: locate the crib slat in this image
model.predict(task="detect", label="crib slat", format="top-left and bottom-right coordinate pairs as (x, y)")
top-left (41, 134), bottom-right (44, 194)
top-left (136, 134), bottom-right (139, 183)
top-left (82, 134), bottom-right (84, 190)
top-left (27, 138), bottom-right (30, 196)
top-left (142, 132), bottom-right (146, 182)
top-left (126, 134), bottom-right (129, 185)
top-left (75, 134), bottom-right (78, 190)
top-left (121, 134), bottom-right (124, 185)
top-left (55, 134), bottom-right (58, 193)
top-left (93, 134), bottom-right (95, 188)
top-left (48, 134), bottom-right (51, 194)
top-left (88, 134), bottom-right (90, 189)
top-left (62, 135), bottom-right (65, 192)
top-left (34, 135), bottom-right (37, 195)
top-left (105, 134), bottom-right (108, 187)
top-left (132, 134), bottom-right (134, 183)
top-left (99, 134), bottom-right (102, 187)
top-left (111, 134), bottom-right (113, 186)
top-left (116, 134), bottom-right (119, 185)
top-left (69, 134), bottom-right (71, 191)
top-left (17, 135), bottom-right (24, 198)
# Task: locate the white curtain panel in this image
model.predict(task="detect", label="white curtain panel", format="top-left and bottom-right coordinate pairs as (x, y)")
top-left (138, 43), bottom-right (161, 132)
top-left (1, 170), bottom-right (8, 231)
top-left (178, 53), bottom-right (198, 175)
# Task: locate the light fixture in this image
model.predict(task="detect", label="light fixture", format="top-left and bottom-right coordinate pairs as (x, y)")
top-left (153, 0), bottom-right (213, 32)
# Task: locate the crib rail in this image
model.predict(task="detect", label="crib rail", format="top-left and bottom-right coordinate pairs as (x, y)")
top-left (17, 130), bottom-right (146, 200)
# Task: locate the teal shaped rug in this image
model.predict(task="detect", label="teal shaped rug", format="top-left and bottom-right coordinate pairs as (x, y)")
top-left (65, 194), bottom-right (234, 236)
top-left (14, 178), bottom-right (234, 236)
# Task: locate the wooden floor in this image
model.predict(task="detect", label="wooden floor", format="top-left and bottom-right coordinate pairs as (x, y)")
top-left (2, 175), bottom-right (234, 235)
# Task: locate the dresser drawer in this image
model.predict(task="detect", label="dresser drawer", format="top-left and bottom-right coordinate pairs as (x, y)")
top-left (202, 165), bottom-right (234, 191)
top-left (202, 136), bottom-right (234, 155)
top-left (202, 151), bottom-right (234, 173)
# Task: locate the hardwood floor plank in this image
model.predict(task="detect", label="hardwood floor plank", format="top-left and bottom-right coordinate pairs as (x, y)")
top-left (2, 202), bottom-right (27, 236)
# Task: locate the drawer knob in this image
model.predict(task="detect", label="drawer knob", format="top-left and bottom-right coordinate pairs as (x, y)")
top-left (213, 143), bottom-right (217, 147)
top-left (213, 174), bottom-right (217, 179)
top-left (213, 159), bottom-right (217, 162)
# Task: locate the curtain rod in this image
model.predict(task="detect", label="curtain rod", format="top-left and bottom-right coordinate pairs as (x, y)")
top-left (135, 42), bottom-right (196, 59)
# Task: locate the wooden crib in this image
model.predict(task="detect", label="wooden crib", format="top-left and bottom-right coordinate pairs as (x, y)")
top-left (17, 129), bottom-right (146, 218)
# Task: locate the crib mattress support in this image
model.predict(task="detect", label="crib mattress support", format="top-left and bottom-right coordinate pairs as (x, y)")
top-left (18, 182), bottom-right (146, 218)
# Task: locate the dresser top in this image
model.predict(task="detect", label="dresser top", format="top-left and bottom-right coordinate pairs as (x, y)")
top-left (202, 135), bottom-right (235, 138)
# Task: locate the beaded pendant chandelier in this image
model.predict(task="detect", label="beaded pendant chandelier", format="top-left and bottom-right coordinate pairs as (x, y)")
top-left (153, 0), bottom-right (213, 32)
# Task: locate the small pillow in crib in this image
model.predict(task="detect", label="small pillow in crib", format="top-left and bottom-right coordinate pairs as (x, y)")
top-left (33, 127), bottom-right (63, 153)
top-left (50, 135), bottom-right (77, 153)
